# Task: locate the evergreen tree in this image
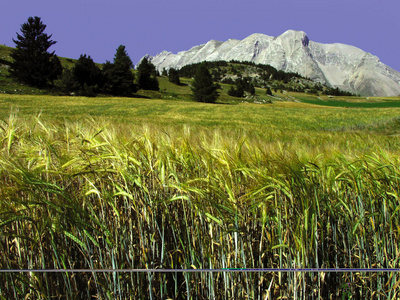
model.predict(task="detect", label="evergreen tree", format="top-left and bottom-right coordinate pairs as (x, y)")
top-left (57, 68), bottom-right (80, 94)
top-left (191, 62), bottom-right (219, 103)
top-left (103, 45), bottom-right (137, 96)
top-left (168, 68), bottom-right (181, 85)
top-left (113, 45), bottom-right (133, 69)
top-left (239, 77), bottom-right (255, 95)
top-left (137, 57), bottom-right (159, 91)
top-left (227, 77), bottom-right (255, 98)
top-left (73, 55), bottom-right (104, 91)
top-left (247, 82), bottom-right (256, 95)
top-left (60, 54), bottom-right (104, 96)
top-left (227, 85), bottom-right (244, 97)
top-left (10, 16), bottom-right (62, 87)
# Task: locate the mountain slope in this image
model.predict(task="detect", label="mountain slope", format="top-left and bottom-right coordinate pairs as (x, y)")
top-left (144, 30), bottom-right (400, 97)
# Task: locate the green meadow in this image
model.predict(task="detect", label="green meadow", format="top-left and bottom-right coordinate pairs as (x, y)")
top-left (1, 90), bottom-right (400, 299)
top-left (1, 93), bottom-right (400, 131)
top-left (300, 97), bottom-right (400, 108)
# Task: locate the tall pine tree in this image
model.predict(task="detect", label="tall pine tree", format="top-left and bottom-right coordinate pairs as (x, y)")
top-left (137, 57), bottom-right (159, 91)
top-left (103, 45), bottom-right (137, 96)
top-left (10, 16), bottom-right (62, 88)
top-left (191, 62), bottom-right (219, 103)
top-left (168, 68), bottom-right (181, 85)
top-left (59, 54), bottom-right (104, 96)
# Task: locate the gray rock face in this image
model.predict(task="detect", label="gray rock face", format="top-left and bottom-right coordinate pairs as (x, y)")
top-left (143, 30), bottom-right (400, 97)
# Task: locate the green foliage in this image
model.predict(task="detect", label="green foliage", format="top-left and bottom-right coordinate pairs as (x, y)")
top-left (57, 46), bottom-right (138, 97)
top-left (56, 68), bottom-right (79, 94)
top-left (73, 55), bottom-right (104, 89)
top-left (137, 57), bottom-right (159, 91)
top-left (211, 68), bottom-right (223, 81)
top-left (103, 45), bottom-right (137, 96)
top-left (176, 60), bottom-right (356, 98)
top-left (237, 77), bottom-right (255, 95)
top-left (63, 54), bottom-right (104, 96)
top-left (326, 87), bottom-right (356, 96)
top-left (113, 45), bottom-right (133, 69)
top-left (178, 61), bottom-right (228, 78)
top-left (57, 57), bottom-right (100, 97)
top-left (227, 85), bottom-right (244, 97)
top-left (191, 62), bottom-right (219, 103)
top-left (168, 67), bottom-right (181, 85)
top-left (227, 77), bottom-right (255, 97)
top-left (9, 16), bottom-right (62, 88)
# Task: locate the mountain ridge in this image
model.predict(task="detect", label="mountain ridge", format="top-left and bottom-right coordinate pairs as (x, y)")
top-left (143, 30), bottom-right (400, 97)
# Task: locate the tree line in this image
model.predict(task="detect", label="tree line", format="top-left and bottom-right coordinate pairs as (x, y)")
top-left (178, 60), bottom-right (304, 82)
top-left (9, 16), bottom-right (159, 97)
top-left (176, 59), bottom-right (357, 97)
top-left (8, 16), bottom-right (355, 102)
top-left (8, 16), bottom-right (219, 102)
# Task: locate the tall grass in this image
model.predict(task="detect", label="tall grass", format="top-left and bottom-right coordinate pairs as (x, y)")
top-left (1, 114), bottom-right (400, 299)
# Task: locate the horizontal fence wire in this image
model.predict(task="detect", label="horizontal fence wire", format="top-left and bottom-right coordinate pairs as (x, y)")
top-left (1, 268), bottom-right (400, 273)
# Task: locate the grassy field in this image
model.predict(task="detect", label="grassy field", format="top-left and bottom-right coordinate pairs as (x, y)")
top-left (300, 97), bottom-right (400, 108)
top-left (1, 91), bottom-right (400, 299)
top-left (1, 93), bottom-right (400, 131)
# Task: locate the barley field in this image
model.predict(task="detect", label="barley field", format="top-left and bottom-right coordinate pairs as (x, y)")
top-left (1, 95), bottom-right (400, 299)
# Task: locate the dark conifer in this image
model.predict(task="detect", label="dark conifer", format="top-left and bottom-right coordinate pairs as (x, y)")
top-left (168, 68), bottom-right (181, 85)
top-left (103, 45), bottom-right (137, 96)
top-left (228, 85), bottom-right (244, 97)
top-left (137, 57), bottom-right (159, 91)
top-left (191, 62), bottom-right (219, 103)
top-left (61, 54), bottom-right (104, 96)
top-left (10, 16), bottom-right (62, 87)
top-left (73, 55), bottom-right (104, 87)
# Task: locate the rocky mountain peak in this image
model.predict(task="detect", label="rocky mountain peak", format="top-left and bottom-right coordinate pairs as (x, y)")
top-left (143, 31), bottom-right (400, 96)
top-left (274, 30), bottom-right (309, 48)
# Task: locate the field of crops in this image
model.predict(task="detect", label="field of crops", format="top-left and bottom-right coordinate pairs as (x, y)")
top-left (1, 95), bottom-right (400, 299)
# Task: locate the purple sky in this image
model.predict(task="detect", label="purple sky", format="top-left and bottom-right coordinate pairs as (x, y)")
top-left (1, 0), bottom-right (399, 71)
